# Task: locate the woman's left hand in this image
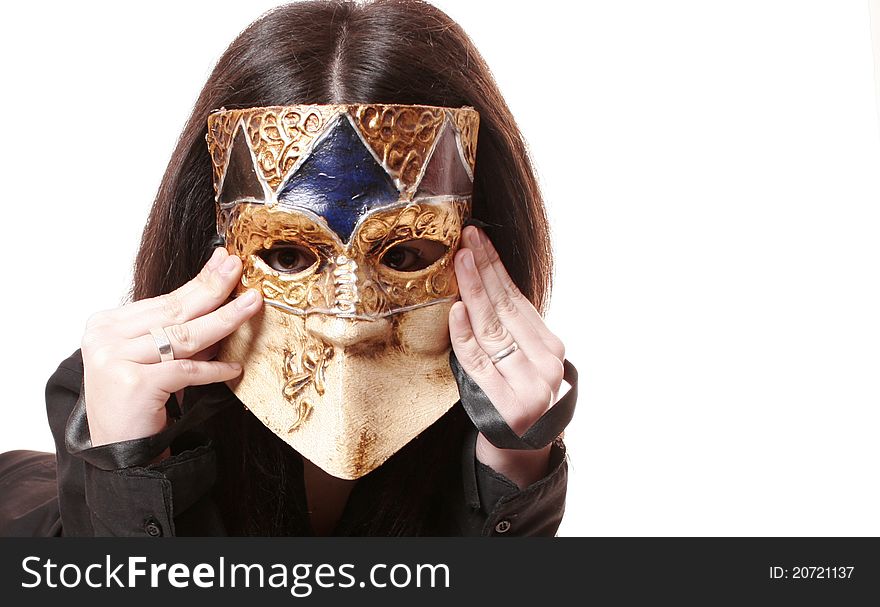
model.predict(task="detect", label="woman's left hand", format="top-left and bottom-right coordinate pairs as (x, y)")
top-left (449, 226), bottom-right (567, 489)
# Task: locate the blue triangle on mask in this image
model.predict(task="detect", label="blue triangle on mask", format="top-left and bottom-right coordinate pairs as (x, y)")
top-left (276, 116), bottom-right (400, 242)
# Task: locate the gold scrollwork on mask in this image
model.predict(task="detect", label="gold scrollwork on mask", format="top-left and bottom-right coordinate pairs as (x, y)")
top-left (351, 199), bottom-right (469, 310)
top-left (225, 199), bottom-right (469, 318)
top-left (282, 339), bottom-right (334, 432)
top-left (225, 204), bottom-right (336, 311)
top-left (350, 105), bottom-right (446, 195)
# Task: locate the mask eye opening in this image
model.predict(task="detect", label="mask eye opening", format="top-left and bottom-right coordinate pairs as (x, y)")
top-left (256, 242), bottom-right (320, 275)
top-left (379, 238), bottom-right (450, 273)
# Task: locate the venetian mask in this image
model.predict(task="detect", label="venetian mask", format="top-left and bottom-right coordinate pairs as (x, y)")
top-left (205, 104), bottom-right (479, 479)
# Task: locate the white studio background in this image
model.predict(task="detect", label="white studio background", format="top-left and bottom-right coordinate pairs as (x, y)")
top-left (1, 0), bottom-right (878, 537)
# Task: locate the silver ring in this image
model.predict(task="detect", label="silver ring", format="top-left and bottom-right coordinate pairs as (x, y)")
top-left (149, 327), bottom-right (175, 362)
top-left (489, 341), bottom-right (519, 364)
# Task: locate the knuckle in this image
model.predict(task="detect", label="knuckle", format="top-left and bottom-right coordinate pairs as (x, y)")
top-left (479, 317), bottom-right (507, 342)
top-left (453, 328), bottom-right (472, 348)
top-left (468, 352), bottom-right (495, 377)
top-left (547, 335), bottom-right (566, 361)
top-left (216, 301), bottom-right (240, 326)
top-left (159, 294), bottom-right (185, 324)
top-left (484, 244), bottom-right (501, 265)
top-left (501, 275), bottom-right (523, 299)
top-left (196, 261), bottom-right (214, 283)
top-left (81, 324), bottom-right (112, 355)
top-left (504, 276), bottom-right (524, 300)
top-left (494, 293), bottom-right (518, 318)
top-left (522, 379), bottom-right (552, 409)
top-left (537, 382), bottom-right (554, 407)
top-left (84, 310), bottom-right (106, 331)
top-left (175, 358), bottom-right (199, 377)
top-left (83, 309), bottom-right (115, 336)
top-left (544, 355), bottom-right (565, 387)
top-left (474, 250), bottom-right (492, 271)
top-left (80, 329), bottom-right (101, 354)
top-left (167, 323), bottom-right (193, 349)
top-left (117, 368), bottom-right (142, 390)
top-left (203, 274), bottom-right (227, 301)
top-left (467, 279), bottom-right (485, 298)
top-left (87, 345), bottom-right (116, 371)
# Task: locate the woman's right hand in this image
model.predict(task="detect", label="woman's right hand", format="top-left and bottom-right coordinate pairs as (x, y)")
top-left (80, 247), bottom-right (263, 448)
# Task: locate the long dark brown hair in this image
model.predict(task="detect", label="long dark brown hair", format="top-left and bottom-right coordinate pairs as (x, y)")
top-left (131, 0), bottom-right (553, 535)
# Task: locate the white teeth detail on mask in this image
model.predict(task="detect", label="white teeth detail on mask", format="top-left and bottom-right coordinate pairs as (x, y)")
top-left (331, 255), bottom-right (360, 313)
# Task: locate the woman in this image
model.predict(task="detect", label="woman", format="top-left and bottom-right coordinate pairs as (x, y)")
top-left (0, 0), bottom-right (576, 536)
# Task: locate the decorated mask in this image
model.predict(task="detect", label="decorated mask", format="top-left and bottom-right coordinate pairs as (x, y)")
top-left (205, 104), bottom-right (479, 479)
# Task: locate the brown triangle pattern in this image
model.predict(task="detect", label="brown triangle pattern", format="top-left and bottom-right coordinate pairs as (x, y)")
top-left (415, 122), bottom-right (474, 198)
top-left (217, 123), bottom-right (266, 207)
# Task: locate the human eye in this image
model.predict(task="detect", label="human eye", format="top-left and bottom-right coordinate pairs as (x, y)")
top-left (258, 243), bottom-right (318, 273)
top-left (381, 239), bottom-right (448, 272)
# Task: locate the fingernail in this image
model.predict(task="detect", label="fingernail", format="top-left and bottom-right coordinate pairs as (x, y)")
top-left (462, 250), bottom-right (475, 271)
top-left (206, 247), bottom-right (224, 270)
top-left (467, 228), bottom-right (482, 249)
top-left (235, 289), bottom-right (259, 309)
top-left (220, 255), bottom-right (239, 275)
top-left (230, 362), bottom-right (242, 372)
top-left (452, 302), bottom-right (466, 322)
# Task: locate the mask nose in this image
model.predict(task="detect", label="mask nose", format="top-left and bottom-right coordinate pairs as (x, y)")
top-left (304, 314), bottom-right (393, 350)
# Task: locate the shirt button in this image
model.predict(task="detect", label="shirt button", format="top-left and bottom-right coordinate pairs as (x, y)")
top-left (494, 520), bottom-right (511, 534)
top-left (144, 518), bottom-right (163, 537)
